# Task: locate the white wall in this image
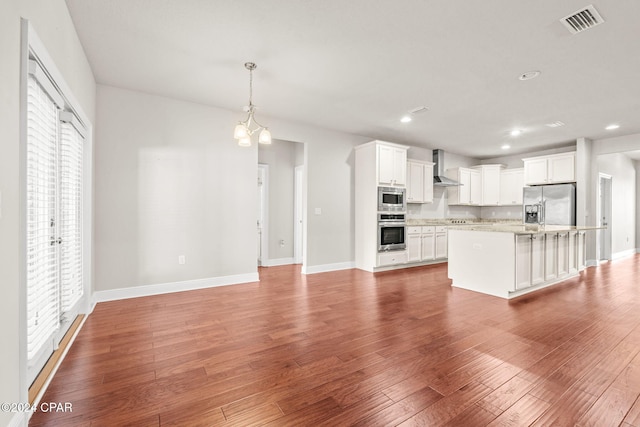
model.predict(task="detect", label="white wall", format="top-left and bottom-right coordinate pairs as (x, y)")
top-left (0, 1), bottom-right (95, 425)
top-left (95, 85), bottom-right (368, 289)
top-left (95, 85), bottom-right (259, 292)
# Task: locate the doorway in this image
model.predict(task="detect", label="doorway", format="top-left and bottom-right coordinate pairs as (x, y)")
top-left (598, 173), bottom-right (612, 262)
top-left (258, 140), bottom-right (305, 268)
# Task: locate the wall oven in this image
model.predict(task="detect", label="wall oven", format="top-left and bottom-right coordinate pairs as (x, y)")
top-left (378, 186), bottom-right (406, 212)
top-left (378, 213), bottom-right (406, 252)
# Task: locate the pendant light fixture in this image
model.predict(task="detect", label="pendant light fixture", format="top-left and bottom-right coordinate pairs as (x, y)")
top-left (233, 62), bottom-right (271, 146)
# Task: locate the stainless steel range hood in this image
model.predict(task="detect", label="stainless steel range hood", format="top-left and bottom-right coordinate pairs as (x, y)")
top-left (432, 149), bottom-right (461, 187)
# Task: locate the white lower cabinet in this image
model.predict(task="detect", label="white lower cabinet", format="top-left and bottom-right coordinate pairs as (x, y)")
top-left (407, 228), bottom-right (422, 262)
top-left (545, 233), bottom-right (558, 281)
top-left (406, 226), bottom-right (447, 262)
top-left (515, 235), bottom-right (532, 290)
top-left (435, 226), bottom-right (448, 259)
top-left (515, 231), bottom-right (585, 292)
top-left (557, 232), bottom-right (569, 278)
top-left (515, 234), bottom-right (545, 290)
top-left (378, 250), bottom-right (408, 266)
top-left (577, 231), bottom-right (586, 270)
top-left (531, 235), bottom-right (545, 285)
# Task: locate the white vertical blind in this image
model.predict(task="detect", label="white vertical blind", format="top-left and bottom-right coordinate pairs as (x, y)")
top-left (59, 120), bottom-right (84, 314)
top-left (26, 75), bottom-right (60, 361)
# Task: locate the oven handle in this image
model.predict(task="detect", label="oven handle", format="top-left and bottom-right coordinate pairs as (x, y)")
top-left (378, 222), bottom-right (406, 227)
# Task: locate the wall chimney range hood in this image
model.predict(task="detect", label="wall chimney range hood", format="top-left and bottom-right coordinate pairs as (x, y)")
top-left (433, 149), bottom-right (461, 187)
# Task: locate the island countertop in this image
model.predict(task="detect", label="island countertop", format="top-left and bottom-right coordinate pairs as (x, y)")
top-left (446, 224), bottom-right (602, 234)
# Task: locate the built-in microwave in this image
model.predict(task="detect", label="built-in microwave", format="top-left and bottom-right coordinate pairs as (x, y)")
top-left (378, 186), bottom-right (406, 212)
top-left (378, 213), bottom-right (406, 252)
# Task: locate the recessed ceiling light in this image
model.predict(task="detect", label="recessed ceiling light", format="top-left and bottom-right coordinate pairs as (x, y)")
top-left (519, 70), bottom-right (541, 81)
top-left (510, 129), bottom-right (522, 137)
top-left (545, 121), bottom-right (565, 128)
top-left (501, 144), bottom-right (511, 150)
top-left (605, 124), bottom-right (620, 130)
top-left (400, 115), bottom-right (412, 123)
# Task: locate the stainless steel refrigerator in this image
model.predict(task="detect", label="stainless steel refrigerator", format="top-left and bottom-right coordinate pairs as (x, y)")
top-left (523, 183), bottom-right (576, 225)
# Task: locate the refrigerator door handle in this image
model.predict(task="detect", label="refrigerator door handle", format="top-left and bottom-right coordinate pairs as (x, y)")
top-left (540, 200), bottom-right (546, 225)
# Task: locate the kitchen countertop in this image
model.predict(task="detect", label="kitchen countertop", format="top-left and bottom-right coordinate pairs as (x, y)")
top-left (446, 224), bottom-right (602, 234)
top-left (406, 218), bottom-right (522, 226)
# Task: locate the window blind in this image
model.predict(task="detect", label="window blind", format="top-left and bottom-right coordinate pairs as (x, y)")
top-left (26, 75), bottom-right (61, 361)
top-left (59, 119), bottom-right (84, 314)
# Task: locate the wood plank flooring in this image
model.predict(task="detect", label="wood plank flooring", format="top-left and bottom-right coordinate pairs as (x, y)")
top-left (30, 255), bottom-right (640, 426)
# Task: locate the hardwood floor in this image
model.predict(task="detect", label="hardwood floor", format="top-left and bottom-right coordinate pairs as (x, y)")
top-left (30, 255), bottom-right (640, 426)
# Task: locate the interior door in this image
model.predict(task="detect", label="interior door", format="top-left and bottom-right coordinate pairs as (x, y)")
top-left (599, 175), bottom-right (612, 261)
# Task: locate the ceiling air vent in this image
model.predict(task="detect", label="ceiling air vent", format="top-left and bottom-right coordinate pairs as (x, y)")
top-left (561, 5), bottom-right (604, 34)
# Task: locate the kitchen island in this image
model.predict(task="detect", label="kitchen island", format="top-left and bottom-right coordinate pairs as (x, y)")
top-left (448, 224), bottom-right (599, 299)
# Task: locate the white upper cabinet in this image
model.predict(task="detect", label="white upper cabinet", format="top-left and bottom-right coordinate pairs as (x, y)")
top-left (406, 160), bottom-right (434, 204)
top-left (472, 164), bottom-right (504, 206)
top-left (447, 167), bottom-right (481, 205)
top-left (523, 152), bottom-right (576, 185)
top-left (499, 168), bottom-right (524, 205)
top-left (377, 143), bottom-right (407, 186)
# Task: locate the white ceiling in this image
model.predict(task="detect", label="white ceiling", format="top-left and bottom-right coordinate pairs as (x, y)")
top-left (65, 0), bottom-right (640, 159)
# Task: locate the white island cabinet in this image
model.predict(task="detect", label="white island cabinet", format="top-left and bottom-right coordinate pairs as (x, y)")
top-left (448, 225), bottom-right (594, 299)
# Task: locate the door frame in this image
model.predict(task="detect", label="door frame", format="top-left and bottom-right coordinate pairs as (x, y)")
top-left (597, 173), bottom-right (612, 262)
top-left (294, 165), bottom-right (304, 264)
top-left (258, 164), bottom-right (269, 266)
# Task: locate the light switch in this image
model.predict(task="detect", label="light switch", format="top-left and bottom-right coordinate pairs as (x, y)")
top-left (314, 207), bottom-right (322, 215)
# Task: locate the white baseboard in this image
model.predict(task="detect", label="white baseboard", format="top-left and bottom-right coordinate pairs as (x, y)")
top-left (92, 272), bottom-right (260, 303)
top-left (302, 261), bottom-right (355, 275)
top-left (612, 249), bottom-right (638, 260)
top-left (261, 257), bottom-right (295, 267)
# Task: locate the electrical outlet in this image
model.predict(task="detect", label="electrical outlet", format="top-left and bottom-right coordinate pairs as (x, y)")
top-left (279, 239), bottom-right (285, 247)
top-left (178, 255), bottom-right (186, 265)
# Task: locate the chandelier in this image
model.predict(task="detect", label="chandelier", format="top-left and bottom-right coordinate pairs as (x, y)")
top-left (233, 62), bottom-right (271, 146)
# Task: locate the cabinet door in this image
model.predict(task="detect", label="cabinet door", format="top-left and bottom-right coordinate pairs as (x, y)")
top-left (568, 231), bottom-right (578, 274)
top-left (378, 250), bottom-right (408, 266)
top-left (423, 164), bottom-right (434, 203)
top-left (481, 167), bottom-right (501, 205)
top-left (406, 161), bottom-right (424, 203)
top-left (557, 232), bottom-right (569, 277)
top-left (421, 230), bottom-right (436, 260)
top-left (435, 229), bottom-right (447, 259)
top-left (515, 235), bottom-right (532, 290)
top-left (377, 145), bottom-right (395, 185)
top-left (545, 233), bottom-right (558, 281)
top-left (531, 235), bottom-right (545, 284)
top-left (548, 153), bottom-right (575, 183)
top-left (392, 148), bottom-right (407, 186)
top-left (500, 169), bottom-right (524, 205)
top-left (524, 158), bottom-right (548, 185)
top-left (407, 233), bottom-right (422, 262)
top-left (458, 169), bottom-right (471, 204)
top-left (469, 169), bottom-right (482, 205)
top-left (577, 231), bottom-right (586, 270)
